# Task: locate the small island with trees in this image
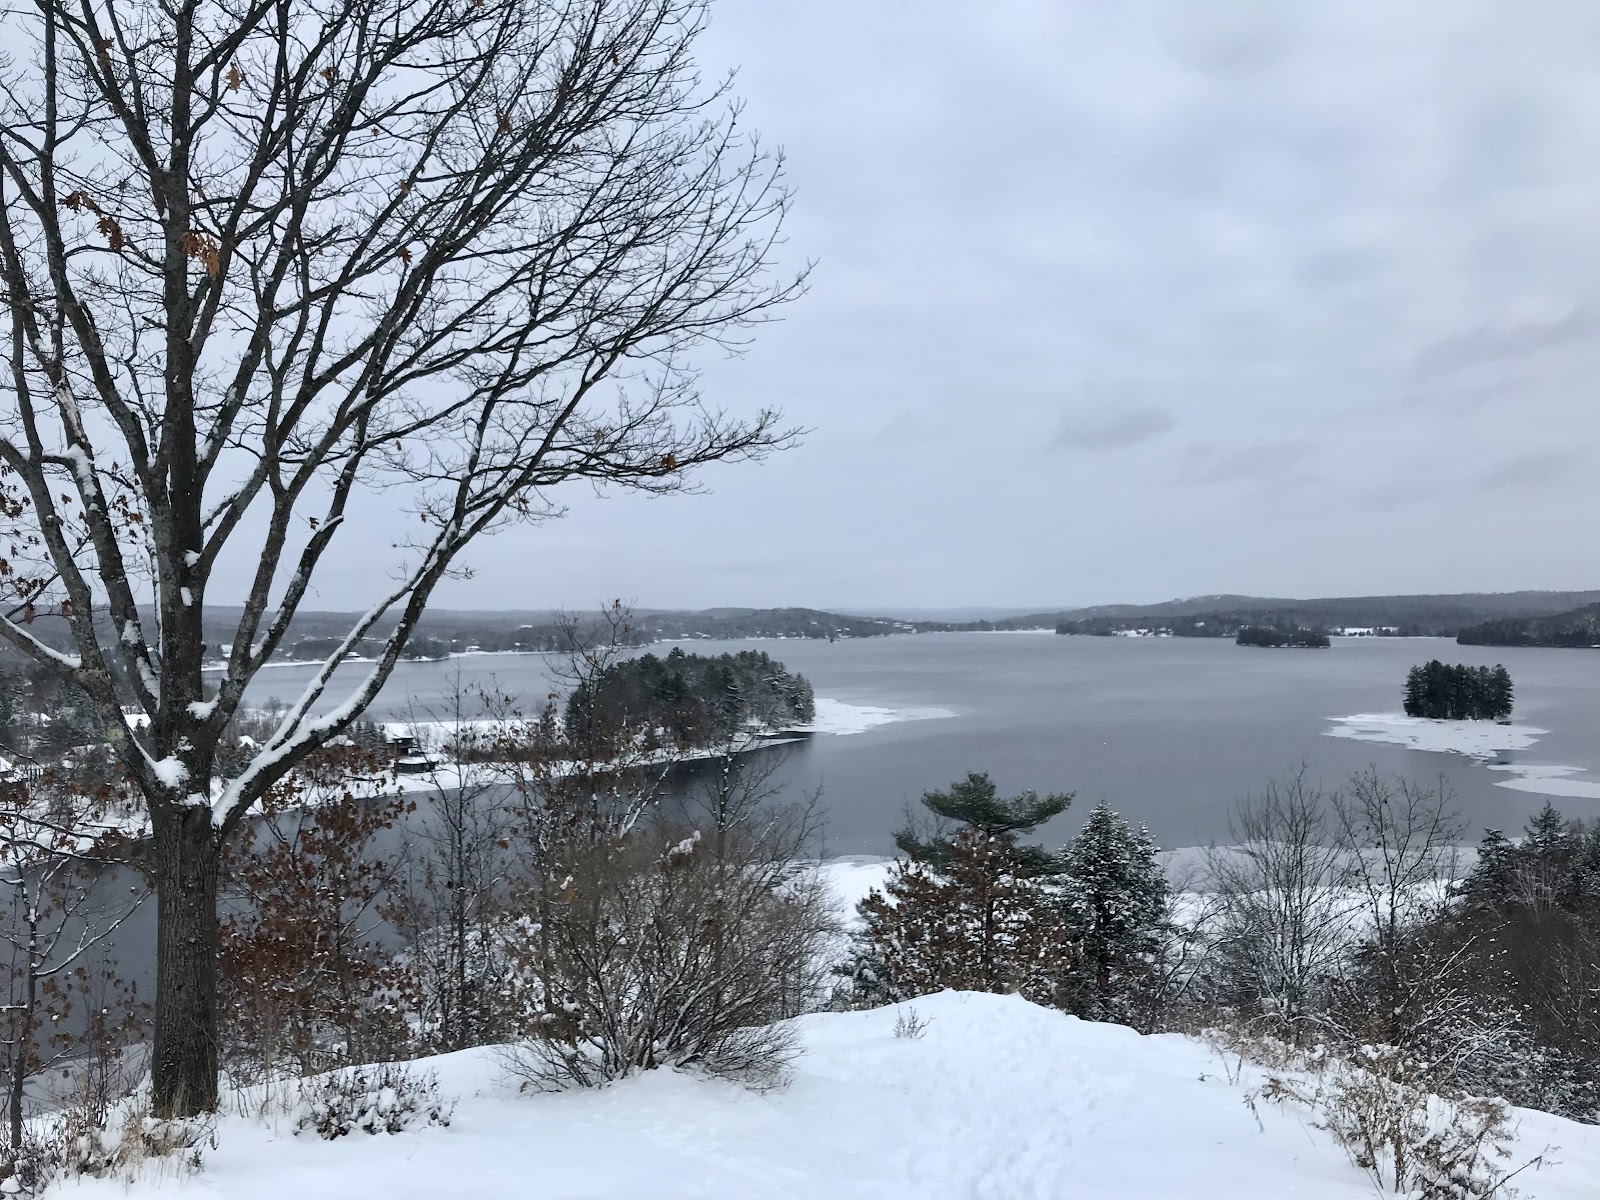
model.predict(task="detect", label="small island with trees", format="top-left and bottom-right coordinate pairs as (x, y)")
top-left (566, 647), bottom-right (816, 752)
top-left (1402, 661), bottom-right (1514, 721)
top-left (1235, 625), bottom-right (1330, 648)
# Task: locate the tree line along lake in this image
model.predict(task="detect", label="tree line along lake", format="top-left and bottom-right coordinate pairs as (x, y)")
top-left (236, 631), bottom-right (1600, 855)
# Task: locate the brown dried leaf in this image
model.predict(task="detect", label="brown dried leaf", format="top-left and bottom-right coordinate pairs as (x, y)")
top-left (398, 246), bottom-right (412, 266)
top-left (61, 190), bottom-right (100, 214)
top-left (496, 111), bottom-right (512, 134)
top-left (660, 452), bottom-right (677, 472)
top-left (181, 230), bottom-right (221, 274)
top-left (226, 64), bottom-right (242, 91)
top-left (97, 215), bottom-right (125, 252)
top-left (320, 65), bottom-right (336, 84)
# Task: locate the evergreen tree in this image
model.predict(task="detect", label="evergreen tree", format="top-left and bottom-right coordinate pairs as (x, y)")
top-left (1491, 666), bottom-right (1514, 719)
top-left (1400, 660), bottom-right (1515, 721)
top-left (894, 772), bottom-right (1070, 878)
top-left (1568, 825), bottom-right (1600, 918)
top-left (1525, 801), bottom-right (1569, 855)
top-left (1403, 666), bottom-right (1423, 717)
top-left (1440, 802), bottom-right (1600, 1118)
top-left (849, 828), bottom-right (1074, 1006)
top-left (1459, 828), bottom-right (1518, 911)
top-left (1055, 802), bottom-right (1168, 1025)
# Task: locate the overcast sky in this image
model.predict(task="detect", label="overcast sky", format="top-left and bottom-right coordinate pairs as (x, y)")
top-left (354, 0), bottom-right (1600, 612)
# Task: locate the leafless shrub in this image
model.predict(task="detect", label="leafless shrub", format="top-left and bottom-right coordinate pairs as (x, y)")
top-left (9, 1098), bottom-right (213, 1193)
top-left (1253, 1045), bottom-right (1536, 1200)
top-left (893, 1007), bottom-right (931, 1040)
top-left (501, 808), bottom-right (835, 1091)
top-left (292, 1065), bottom-right (454, 1141)
top-left (1140, 859), bottom-right (1225, 1032)
top-left (1326, 771), bottom-right (1470, 1057)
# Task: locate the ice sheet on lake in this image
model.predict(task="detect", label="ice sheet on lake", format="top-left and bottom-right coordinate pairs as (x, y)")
top-left (1323, 712), bottom-right (1545, 759)
top-left (1325, 712), bottom-right (1600, 804)
top-left (1488, 763), bottom-right (1600, 801)
top-left (801, 698), bottom-right (956, 736)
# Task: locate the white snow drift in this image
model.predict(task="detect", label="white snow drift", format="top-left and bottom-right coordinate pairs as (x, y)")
top-left (61, 991), bottom-right (1597, 1200)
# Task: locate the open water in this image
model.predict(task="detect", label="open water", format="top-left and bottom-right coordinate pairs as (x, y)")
top-left (240, 632), bottom-right (1600, 855)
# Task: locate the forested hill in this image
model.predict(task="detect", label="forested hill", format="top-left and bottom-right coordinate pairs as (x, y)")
top-left (14, 592), bottom-right (1599, 669)
top-left (1049, 590), bottom-right (1600, 639)
top-left (173, 606), bottom-right (915, 662)
top-left (633, 607), bottom-right (909, 641)
top-left (1457, 603), bottom-right (1600, 648)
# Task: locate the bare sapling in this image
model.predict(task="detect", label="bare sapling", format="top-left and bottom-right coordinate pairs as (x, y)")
top-left (218, 745), bottom-right (414, 1082)
top-left (0, 775), bottom-right (145, 1179)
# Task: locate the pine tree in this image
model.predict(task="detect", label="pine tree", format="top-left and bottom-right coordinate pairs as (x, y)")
top-left (1525, 802), bottom-right (1569, 854)
top-left (1055, 802), bottom-right (1168, 1024)
top-left (894, 772), bottom-right (1070, 878)
top-left (1459, 828), bottom-right (1518, 911)
top-left (850, 828), bottom-right (1074, 1005)
top-left (1461, 805), bottom-right (1581, 913)
top-left (1567, 825), bottom-right (1600, 918)
top-left (1403, 666), bottom-right (1423, 717)
top-left (1401, 661), bottom-right (1514, 721)
top-left (1492, 665), bottom-right (1514, 719)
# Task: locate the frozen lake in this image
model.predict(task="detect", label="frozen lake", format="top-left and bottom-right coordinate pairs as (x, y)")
top-left (241, 632), bottom-right (1600, 855)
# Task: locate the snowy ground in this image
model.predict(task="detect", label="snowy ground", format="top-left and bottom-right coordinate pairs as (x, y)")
top-left (818, 855), bottom-right (895, 916)
top-left (58, 991), bottom-right (1598, 1200)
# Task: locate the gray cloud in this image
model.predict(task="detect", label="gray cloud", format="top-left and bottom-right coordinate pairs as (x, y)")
top-left (1178, 440), bottom-right (1319, 488)
top-left (236, 1), bottom-right (1600, 610)
top-left (1052, 407), bottom-right (1175, 452)
top-left (1475, 448), bottom-right (1586, 492)
top-left (1414, 308), bottom-right (1595, 379)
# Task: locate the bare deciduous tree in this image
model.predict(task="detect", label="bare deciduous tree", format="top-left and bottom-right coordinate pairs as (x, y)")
top-left (1320, 770), bottom-right (1520, 1086)
top-left (1204, 767), bottom-right (1354, 1038)
top-left (387, 672), bottom-right (516, 1053)
top-left (0, 0), bottom-right (799, 1113)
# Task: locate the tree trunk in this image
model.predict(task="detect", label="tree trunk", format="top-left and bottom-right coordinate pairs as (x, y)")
top-left (7, 967), bottom-right (28, 1155)
top-left (151, 807), bottom-right (220, 1116)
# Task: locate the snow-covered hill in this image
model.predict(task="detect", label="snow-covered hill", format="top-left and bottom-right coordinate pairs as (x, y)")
top-left (59, 992), bottom-right (1598, 1200)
